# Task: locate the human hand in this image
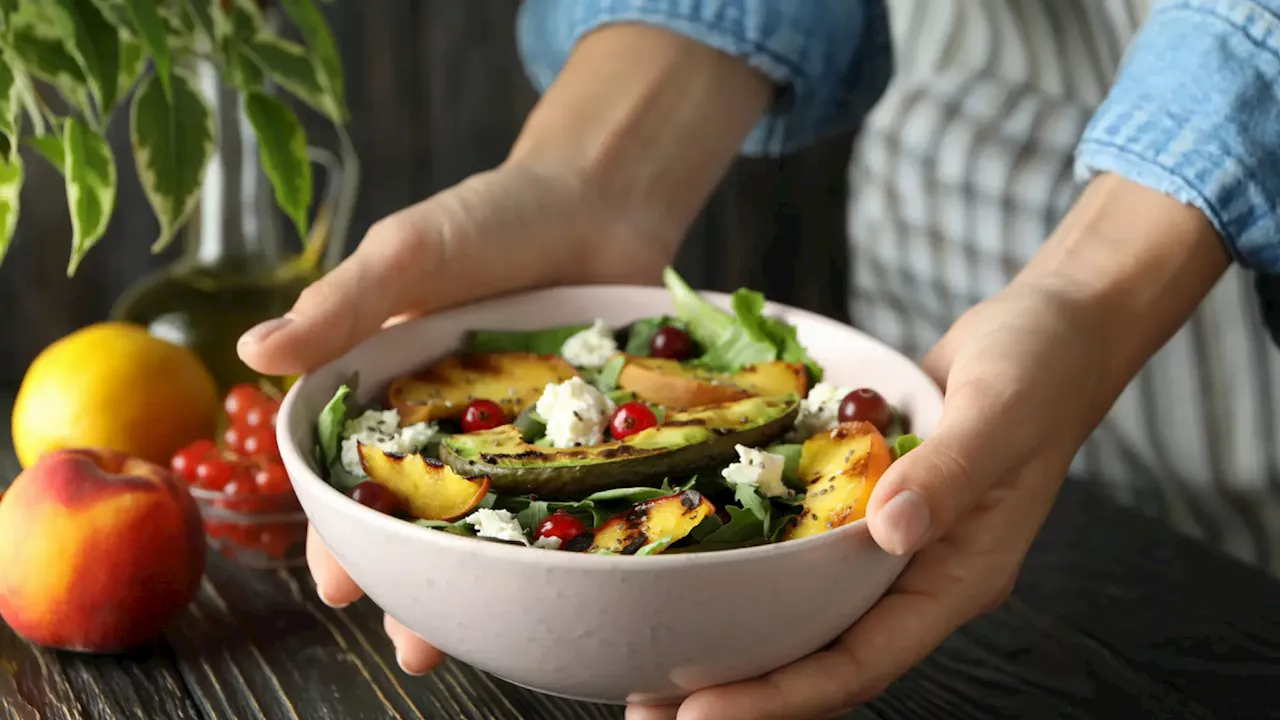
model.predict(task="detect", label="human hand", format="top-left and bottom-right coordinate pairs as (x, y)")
top-left (627, 174), bottom-right (1230, 720)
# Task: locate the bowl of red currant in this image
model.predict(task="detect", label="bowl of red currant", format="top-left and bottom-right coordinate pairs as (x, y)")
top-left (170, 382), bottom-right (306, 569)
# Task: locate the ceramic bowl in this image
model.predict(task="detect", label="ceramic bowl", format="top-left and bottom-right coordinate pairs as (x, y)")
top-left (277, 285), bottom-right (943, 705)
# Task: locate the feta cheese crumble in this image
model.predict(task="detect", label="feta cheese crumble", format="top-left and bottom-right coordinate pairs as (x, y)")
top-left (721, 444), bottom-right (792, 498)
top-left (340, 408), bottom-right (438, 477)
top-left (533, 535), bottom-right (563, 550)
top-left (534, 376), bottom-right (616, 448)
top-left (560, 319), bottom-right (618, 369)
top-left (787, 381), bottom-right (853, 441)
top-left (465, 508), bottom-right (529, 544)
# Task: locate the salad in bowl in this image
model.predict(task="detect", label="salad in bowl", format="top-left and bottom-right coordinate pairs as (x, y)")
top-left (309, 268), bottom-right (922, 556)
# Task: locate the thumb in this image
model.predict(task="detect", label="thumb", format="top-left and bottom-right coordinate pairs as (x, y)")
top-left (236, 211), bottom-right (441, 376)
top-left (864, 379), bottom-right (1018, 556)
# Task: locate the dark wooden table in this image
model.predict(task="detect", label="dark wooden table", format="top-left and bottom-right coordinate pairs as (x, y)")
top-left (3, 391), bottom-right (1279, 720)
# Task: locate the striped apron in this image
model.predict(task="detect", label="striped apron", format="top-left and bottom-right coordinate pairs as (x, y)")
top-left (846, 0), bottom-right (1280, 573)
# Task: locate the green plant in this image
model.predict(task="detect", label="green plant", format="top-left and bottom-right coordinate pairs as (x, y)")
top-left (0, 0), bottom-right (349, 275)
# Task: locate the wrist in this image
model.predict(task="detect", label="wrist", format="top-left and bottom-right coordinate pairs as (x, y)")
top-left (1018, 173), bottom-right (1229, 385)
top-left (505, 23), bottom-right (771, 268)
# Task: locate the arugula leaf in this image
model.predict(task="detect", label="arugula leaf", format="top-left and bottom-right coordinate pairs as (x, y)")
top-left (764, 443), bottom-right (803, 486)
top-left (583, 486), bottom-right (668, 504)
top-left (892, 433), bottom-right (922, 459)
top-left (696, 506), bottom-right (766, 547)
top-left (593, 355), bottom-right (626, 393)
top-left (665, 267), bottom-right (776, 372)
top-left (769, 511), bottom-right (799, 542)
top-left (512, 406), bottom-right (547, 443)
top-left (689, 513), bottom-right (724, 541)
top-left (463, 324), bottom-right (589, 355)
top-left (759, 315), bottom-right (823, 383)
top-left (515, 500), bottom-right (550, 536)
top-left (316, 384), bottom-right (350, 469)
top-left (623, 315), bottom-right (686, 356)
top-left (733, 483), bottom-right (770, 522)
top-left (415, 518), bottom-right (476, 537)
top-left (606, 389), bottom-right (637, 406)
top-left (636, 535), bottom-right (673, 555)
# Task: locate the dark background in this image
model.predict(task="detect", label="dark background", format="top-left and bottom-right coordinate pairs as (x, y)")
top-left (0, 1), bottom-right (855, 389)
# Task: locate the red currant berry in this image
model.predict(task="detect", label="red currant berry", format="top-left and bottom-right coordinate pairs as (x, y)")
top-left (254, 462), bottom-right (292, 495)
top-left (241, 427), bottom-right (280, 461)
top-left (535, 511), bottom-right (587, 543)
top-left (461, 399), bottom-right (507, 433)
top-left (243, 401), bottom-right (279, 429)
top-left (609, 402), bottom-right (658, 440)
top-left (222, 423), bottom-right (248, 454)
top-left (171, 439), bottom-right (216, 482)
top-left (837, 388), bottom-right (893, 433)
top-left (350, 482), bottom-right (405, 516)
top-left (223, 383), bottom-right (266, 422)
top-left (194, 458), bottom-right (234, 491)
top-left (649, 326), bottom-right (695, 360)
top-left (222, 477), bottom-right (258, 499)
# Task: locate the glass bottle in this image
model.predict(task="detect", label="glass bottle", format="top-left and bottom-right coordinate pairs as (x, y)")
top-left (111, 60), bottom-right (357, 393)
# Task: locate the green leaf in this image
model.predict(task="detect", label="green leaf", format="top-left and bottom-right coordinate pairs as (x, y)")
top-left (116, 34), bottom-right (146, 98)
top-left (691, 506), bottom-right (766, 549)
top-left (515, 501), bottom-right (550, 537)
top-left (51, 0), bottom-right (120, 115)
top-left (512, 406), bottom-right (547, 443)
top-left (316, 384), bottom-right (351, 469)
top-left (130, 70), bottom-right (215, 251)
top-left (758, 315), bottom-right (822, 383)
top-left (120, 0), bottom-right (171, 97)
top-left (0, 57), bottom-right (16, 153)
top-left (242, 35), bottom-right (332, 119)
top-left (623, 315), bottom-right (686, 356)
top-left (636, 535), bottom-right (673, 555)
top-left (0, 153), bottom-right (22, 266)
top-left (763, 443), bottom-right (803, 485)
top-left (244, 90), bottom-right (311, 239)
top-left (463, 325), bottom-right (590, 355)
top-left (582, 487), bottom-right (669, 504)
top-left (593, 355), bottom-right (625, 393)
top-left (182, 0), bottom-right (221, 43)
top-left (892, 433), bottom-right (922, 460)
top-left (733, 483), bottom-right (770, 523)
top-left (278, 0), bottom-right (347, 121)
top-left (663, 267), bottom-right (778, 372)
top-left (8, 7), bottom-right (91, 115)
top-left (26, 135), bottom-right (65, 173)
top-left (63, 116), bottom-right (116, 275)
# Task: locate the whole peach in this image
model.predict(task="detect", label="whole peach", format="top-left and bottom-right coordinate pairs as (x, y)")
top-left (0, 448), bottom-right (206, 652)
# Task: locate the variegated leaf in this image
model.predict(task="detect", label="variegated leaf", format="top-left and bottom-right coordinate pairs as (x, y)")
top-left (245, 90), bottom-right (310, 240)
top-left (243, 34), bottom-right (332, 120)
top-left (26, 134), bottom-right (65, 174)
top-left (130, 70), bottom-right (215, 252)
top-left (8, 5), bottom-right (92, 116)
top-left (121, 0), bottom-right (170, 96)
top-left (63, 117), bottom-right (116, 276)
top-left (278, 0), bottom-right (347, 122)
top-left (117, 34), bottom-right (146, 98)
top-left (0, 153), bottom-right (22, 266)
top-left (0, 54), bottom-right (16, 155)
top-left (50, 0), bottom-right (120, 115)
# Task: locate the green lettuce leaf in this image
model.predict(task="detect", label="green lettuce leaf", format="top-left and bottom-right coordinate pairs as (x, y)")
top-left (733, 483), bottom-right (769, 523)
top-left (463, 324), bottom-right (589, 355)
top-left (593, 355), bottom-right (625, 393)
top-left (892, 433), bottom-right (922, 459)
top-left (623, 315), bottom-right (686, 356)
top-left (763, 443), bottom-right (803, 486)
top-left (316, 384), bottom-right (350, 469)
top-left (636, 535), bottom-right (673, 555)
top-left (688, 506), bottom-right (766, 550)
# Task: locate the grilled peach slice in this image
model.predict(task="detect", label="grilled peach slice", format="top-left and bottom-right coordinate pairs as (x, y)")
top-left (586, 490), bottom-right (715, 555)
top-left (783, 421), bottom-right (892, 541)
top-left (358, 444), bottom-right (490, 521)
top-left (387, 352), bottom-right (577, 425)
top-left (617, 356), bottom-right (807, 410)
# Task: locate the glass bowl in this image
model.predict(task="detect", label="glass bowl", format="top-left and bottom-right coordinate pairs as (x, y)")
top-left (189, 484), bottom-right (307, 569)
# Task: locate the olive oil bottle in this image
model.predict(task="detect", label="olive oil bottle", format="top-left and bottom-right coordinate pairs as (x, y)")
top-left (111, 62), bottom-right (357, 393)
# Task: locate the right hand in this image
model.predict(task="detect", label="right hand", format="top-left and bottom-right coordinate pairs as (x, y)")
top-left (236, 159), bottom-right (680, 674)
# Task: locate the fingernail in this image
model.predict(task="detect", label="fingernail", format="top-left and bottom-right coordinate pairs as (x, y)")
top-left (239, 315), bottom-right (293, 346)
top-left (396, 648), bottom-right (429, 676)
top-left (879, 490), bottom-right (930, 555)
top-left (317, 586), bottom-right (349, 609)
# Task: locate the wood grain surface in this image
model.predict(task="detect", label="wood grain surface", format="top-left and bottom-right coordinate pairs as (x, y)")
top-left (3, 389), bottom-right (1280, 720)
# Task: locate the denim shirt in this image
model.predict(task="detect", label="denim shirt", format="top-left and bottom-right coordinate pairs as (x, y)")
top-left (517, 0), bottom-right (1280, 290)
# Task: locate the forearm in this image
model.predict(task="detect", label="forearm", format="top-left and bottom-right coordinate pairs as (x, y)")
top-left (1019, 173), bottom-right (1228, 389)
top-left (507, 23), bottom-right (771, 252)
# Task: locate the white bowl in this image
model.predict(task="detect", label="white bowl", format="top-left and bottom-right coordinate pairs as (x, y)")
top-left (277, 284), bottom-right (943, 705)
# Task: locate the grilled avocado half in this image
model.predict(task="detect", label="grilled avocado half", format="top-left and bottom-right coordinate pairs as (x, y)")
top-left (438, 394), bottom-right (800, 498)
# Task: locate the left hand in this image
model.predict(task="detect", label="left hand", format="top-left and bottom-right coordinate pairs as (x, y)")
top-left (629, 276), bottom-right (1123, 720)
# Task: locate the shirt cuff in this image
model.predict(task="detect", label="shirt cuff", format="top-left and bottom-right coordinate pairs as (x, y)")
top-left (1074, 0), bottom-right (1280, 274)
top-left (516, 0), bottom-right (893, 158)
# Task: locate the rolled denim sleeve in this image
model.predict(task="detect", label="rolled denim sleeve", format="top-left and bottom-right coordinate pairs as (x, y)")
top-left (516, 0), bottom-right (893, 158)
top-left (1074, 0), bottom-right (1280, 274)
